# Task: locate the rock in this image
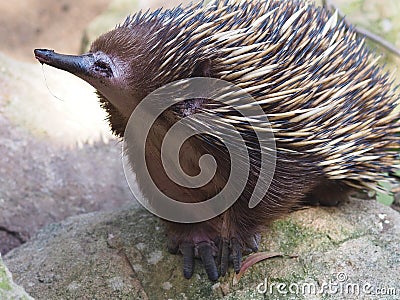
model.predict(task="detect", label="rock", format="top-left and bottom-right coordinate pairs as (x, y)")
top-left (0, 254), bottom-right (33, 300)
top-left (80, 0), bottom-right (194, 52)
top-left (4, 199), bottom-right (400, 299)
top-left (0, 52), bottom-right (111, 145)
top-left (0, 52), bottom-right (134, 253)
top-left (0, 0), bottom-right (111, 62)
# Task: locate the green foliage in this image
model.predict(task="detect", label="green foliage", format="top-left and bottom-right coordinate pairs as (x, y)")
top-left (376, 178), bottom-right (399, 206)
top-left (0, 265), bottom-right (12, 292)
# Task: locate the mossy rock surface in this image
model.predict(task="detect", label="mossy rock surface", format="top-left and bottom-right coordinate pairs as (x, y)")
top-left (0, 255), bottom-right (33, 300)
top-left (4, 199), bottom-right (400, 299)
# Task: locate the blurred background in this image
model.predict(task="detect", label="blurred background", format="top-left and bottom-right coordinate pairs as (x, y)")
top-left (0, 0), bottom-right (188, 62)
top-left (0, 0), bottom-right (399, 255)
top-left (0, 0), bottom-right (399, 65)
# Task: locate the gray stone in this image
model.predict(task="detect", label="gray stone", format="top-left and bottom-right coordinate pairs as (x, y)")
top-left (4, 199), bottom-right (400, 299)
top-left (0, 52), bottom-right (133, 254)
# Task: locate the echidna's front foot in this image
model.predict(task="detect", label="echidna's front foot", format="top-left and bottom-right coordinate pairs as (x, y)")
top-left (168, 223), bottom-right (260, 281)
top-left (217, 233), bottom-right (261, 276)
top-left (167, 229), bottom-right (261, 281)
top-left (168, 236), bottom-right (219, 281)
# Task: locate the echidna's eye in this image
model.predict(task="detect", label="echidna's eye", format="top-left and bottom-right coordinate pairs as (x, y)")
top-left (94, 60), bottom-right (113, 77)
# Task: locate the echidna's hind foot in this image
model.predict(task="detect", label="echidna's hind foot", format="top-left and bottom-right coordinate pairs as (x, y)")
top-left (217, 233), bottom-right (261, 276)
top-left (306, 179), bottom-right (352, 207)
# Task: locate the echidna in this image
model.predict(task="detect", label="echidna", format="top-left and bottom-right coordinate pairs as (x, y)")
top-left (34, 0), bottom-right (399, 281)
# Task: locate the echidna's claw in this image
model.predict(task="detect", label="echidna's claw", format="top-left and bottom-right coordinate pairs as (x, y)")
top-left (218, 238), bottom-right (230, 276)
top-left (181, 242), bottom-right (195, 279)
top-left (231, 238), bottom-right (242, 273)
top-left (170, 232), bottom-right (260, 280)
top-left (198, 242), bottom-right (219, 281)
top-left (216, 234), bottom-right (260, 276)
top-left (244, 233), bottom-right (261, 253)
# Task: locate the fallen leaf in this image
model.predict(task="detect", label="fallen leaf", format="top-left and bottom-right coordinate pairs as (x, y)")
top-left (233, 252), bottom-right (298, 285)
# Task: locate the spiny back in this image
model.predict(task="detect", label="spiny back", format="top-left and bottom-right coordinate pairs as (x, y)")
top-left (103, 0), bottom-right (399, 191)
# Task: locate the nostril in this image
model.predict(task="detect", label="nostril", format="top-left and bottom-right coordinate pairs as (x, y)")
top-left (34, 49), bottom-right (55, 64)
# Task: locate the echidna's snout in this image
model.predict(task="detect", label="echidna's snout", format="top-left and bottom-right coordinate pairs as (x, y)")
top-left (34, 49), bottom-right (93, 77)
top-left (34, 48), bottom-right (138, 119)
top-left (34, 49), bottom-right (115, 81)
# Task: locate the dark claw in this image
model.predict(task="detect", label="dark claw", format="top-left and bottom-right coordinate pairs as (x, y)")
top-left (215, 237), bottom-right (222, 267)
top-left (181, 242), bottom-right (194, 279)
top-left (198, 242), bottom-right (219, 281)
top-left (245, 234), bottom-right (260, 253)
top-left (219, 238), bottom-right (230, 276)
top-left (231, 238), bottom-right (242, 273)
